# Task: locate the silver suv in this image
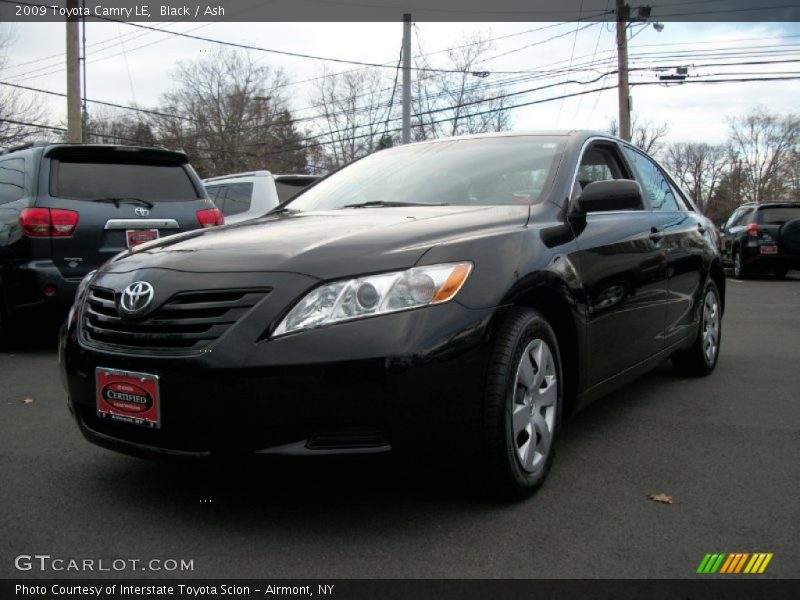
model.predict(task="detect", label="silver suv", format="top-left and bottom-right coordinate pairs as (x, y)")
top-left (203, 171), bottom-right (319, 224)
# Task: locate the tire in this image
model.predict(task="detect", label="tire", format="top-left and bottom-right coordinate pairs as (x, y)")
top-left (672, 280), bottom-right (722, 377)
top-left (481, 307), bottom-right (563, 500)
top-left (733, 248), bottom-right (748, 279)
top-left (0, 286), bottom-right (10, 349)
top-left (773, 267), bottom-right (788, 279)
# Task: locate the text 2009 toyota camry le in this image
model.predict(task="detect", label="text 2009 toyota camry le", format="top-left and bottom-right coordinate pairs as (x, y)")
top-left (60, 131), bottom-right (724, 498)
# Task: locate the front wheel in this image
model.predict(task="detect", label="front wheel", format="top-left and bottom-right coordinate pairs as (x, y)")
top-left (672, 281), bottom-right (722, 377)
top-left (481, 308), bottom-right (562, 500)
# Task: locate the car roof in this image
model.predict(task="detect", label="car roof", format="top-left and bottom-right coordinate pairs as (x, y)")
top-left (204, 171), bottom-right (273, 183)
top-left (1, 142), bottom-right (189, 163)
top-left (739, 202), bottom-right (800, 209)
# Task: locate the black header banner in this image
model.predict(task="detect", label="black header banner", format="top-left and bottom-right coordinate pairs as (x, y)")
top-left (1, 0), bottom-right (799, 23)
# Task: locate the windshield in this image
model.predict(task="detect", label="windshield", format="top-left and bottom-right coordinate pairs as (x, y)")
top-left (285, 136), bottom-right (565, 212)
top-left (51, 159), bottom-right (201, 201)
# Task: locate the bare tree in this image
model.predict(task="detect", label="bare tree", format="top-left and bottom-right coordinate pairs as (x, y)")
top-left (154, 49), bottom-right (307, 178)
top-left (85, 107), bottom-right (157, 146)
top-left (0, 26), bottom-right (51, 148)
top-left (662, 142), bottom-right (728, 210)
top-left (309, 68), bottom-right (388, 170)
top-left (608, 117), bottom-right (670, 155)
top-left (726, 106), bottom-right (800, 203)
top-left (412, 34), bottom-right (513, 140)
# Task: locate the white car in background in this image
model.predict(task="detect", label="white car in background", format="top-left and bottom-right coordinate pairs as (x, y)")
top-left (203, 171), bottom-right (320, 224)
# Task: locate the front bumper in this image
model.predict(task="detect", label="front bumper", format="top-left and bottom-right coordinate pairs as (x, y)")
top-left (62, 300), bottom-right (497, 463)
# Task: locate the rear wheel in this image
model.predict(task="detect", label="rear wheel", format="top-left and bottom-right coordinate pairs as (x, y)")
top-left (733, 248), bottom-right (748, 279)
top-left (672, 280), bottom-right (722, 377)
top-left (481, 308), bottom-right (562, 500)
top-left (0, 289), bottom-right (10, 349)
top-left (773, 267), bottom-right (788, 279)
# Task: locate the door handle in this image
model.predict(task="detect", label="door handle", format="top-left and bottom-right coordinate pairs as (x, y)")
top-left (649, 227), bottom-right (663, 243)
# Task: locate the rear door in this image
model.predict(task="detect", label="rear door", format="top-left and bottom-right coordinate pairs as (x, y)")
top-left (621, 145), bottom-right (708, 347)
top-left (39, 147), bottom-right (213, 278)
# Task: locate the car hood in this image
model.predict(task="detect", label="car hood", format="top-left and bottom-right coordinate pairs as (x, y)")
top-left (104, 205), bottom-right (530, 280)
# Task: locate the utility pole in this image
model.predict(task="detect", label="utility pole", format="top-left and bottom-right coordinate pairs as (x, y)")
top-left (65, 0), bottom-right (82, 143)
top-left (81, 0), bottom-right (87, 141)
top-left (401, 13), bottom-right (411, 144)
top-left (615, 0), bottom-right (631, 142)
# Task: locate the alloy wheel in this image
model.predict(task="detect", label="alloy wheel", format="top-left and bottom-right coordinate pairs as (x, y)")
top-left (511, 339), bottom-right (558, 474)
top-left (702, 290), bottom-right (720, 366)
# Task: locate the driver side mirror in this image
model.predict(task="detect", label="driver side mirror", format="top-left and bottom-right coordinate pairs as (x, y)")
top-left (575, 179), bottom-right (644, 213)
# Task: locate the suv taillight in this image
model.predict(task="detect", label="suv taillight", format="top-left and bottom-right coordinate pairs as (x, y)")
top-left (20, 208), bottom-right (79, 237)
top-left (197, 208), bottom-right (224, 228)
top-left (747, 223), bottom-right (759, 237)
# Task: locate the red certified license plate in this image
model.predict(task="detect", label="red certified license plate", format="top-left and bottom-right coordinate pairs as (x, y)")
top-left (760, 245), bottom-right (778, 255)
top-left (96, 368), bottom-right (160, 429)
top-left (126, 229), bottom-right (159, 248)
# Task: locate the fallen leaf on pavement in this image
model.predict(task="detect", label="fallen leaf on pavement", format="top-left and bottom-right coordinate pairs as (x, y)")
top-left (647, 493), bottom-right (673, 504)
top-left (23, 398), bottom-right (34, 404)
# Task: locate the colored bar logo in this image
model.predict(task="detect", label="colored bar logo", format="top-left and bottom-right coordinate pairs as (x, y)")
top-left (696, 552), bottom-right (773, 574)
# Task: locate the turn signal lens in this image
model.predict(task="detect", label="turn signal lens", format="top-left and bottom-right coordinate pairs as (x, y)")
top-left (432, 262), bottom-right (472, 304)
top-left (273, 262), bottom-right (473, 337)
top-left (747, 223), bottom-right (759, 237)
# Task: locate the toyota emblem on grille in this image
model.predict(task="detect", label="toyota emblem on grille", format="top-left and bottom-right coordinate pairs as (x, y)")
top-left (120, 281), bottom-right (154, 314)
top-left (134, 207), bottom-right (150, 217)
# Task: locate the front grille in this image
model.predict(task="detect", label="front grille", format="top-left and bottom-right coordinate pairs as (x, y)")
top-left (82, 286), bottom-right (270, 353)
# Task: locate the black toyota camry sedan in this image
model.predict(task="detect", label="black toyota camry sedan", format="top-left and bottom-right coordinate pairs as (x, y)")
top-left (60, 131), bottom-right (725, 498)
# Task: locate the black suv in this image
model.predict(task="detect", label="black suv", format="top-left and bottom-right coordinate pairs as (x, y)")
top-left (721, 202), bottom-right (800, 278)
top-left (0, 142), bottom-right (221, 341)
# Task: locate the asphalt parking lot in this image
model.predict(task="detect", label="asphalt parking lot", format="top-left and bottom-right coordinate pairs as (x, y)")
top-left (1, 274), bottom-right (798, 580)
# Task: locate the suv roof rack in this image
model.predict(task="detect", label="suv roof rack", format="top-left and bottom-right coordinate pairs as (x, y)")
top-left (0, 140), bottom-right (50, 155)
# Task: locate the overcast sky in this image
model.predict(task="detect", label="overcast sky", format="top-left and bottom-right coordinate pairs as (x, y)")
top-left (2, 19), bottom-right (799, 146)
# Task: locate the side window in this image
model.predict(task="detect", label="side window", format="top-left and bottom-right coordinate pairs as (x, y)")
top-left (576, 146), bottom-right (625, 189)
top-left (724, 209), bottom-right (741, 230)
top-left (221, 182), bottom-right (253, 216)
top-left (573, 142), bottom-right (638, 208)
top-left (206, 184), bottom-right (227, 213)
top-left (622, 147), bottom-right (680, 211)
top-left (737, 208), bottom-right (754, 226)
top-left (0, 158), bottom-right (26, 204)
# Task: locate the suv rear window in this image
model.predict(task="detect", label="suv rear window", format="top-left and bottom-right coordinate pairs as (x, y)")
top-left (51, 159), bottom-right (200, 201)
top-left (206, 182), bottom-right (253, 216)
top-left (757, 206), bottom-right (800, 224)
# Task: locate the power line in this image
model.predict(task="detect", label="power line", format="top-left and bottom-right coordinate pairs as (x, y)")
top-left (7, 73), bottom-right (800, 157)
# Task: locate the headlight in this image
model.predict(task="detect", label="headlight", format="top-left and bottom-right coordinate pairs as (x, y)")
top-left (273, 262), bottom-right (473, 337)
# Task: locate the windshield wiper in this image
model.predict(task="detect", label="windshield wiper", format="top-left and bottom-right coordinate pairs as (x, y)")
top-left (89, 197), bottom-right (155, 209)
top-left (340, 201), bottom-right (449, 209)
top-left (268, 206), bottom-right (299, 215)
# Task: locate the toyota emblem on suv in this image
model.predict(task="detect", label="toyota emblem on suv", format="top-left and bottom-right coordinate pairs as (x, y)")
top-left (134, 207), bottom-right (150, 217)
top-left (120, 281), bottom-right (154, 314)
